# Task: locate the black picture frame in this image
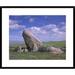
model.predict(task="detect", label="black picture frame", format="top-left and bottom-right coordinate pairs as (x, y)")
top-left (0, 6), bottom-right (74, 69)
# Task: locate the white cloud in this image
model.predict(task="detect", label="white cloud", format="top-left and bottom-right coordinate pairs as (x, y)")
top-left (52, 28), bottom-right (59, 32)
top-left (31, 26), bottom-right (40, 31)
top-left (42, 24), bottom-right (57, 30)
top-left (9, 19), bottom-right (66, 42)
top-left (28, 26), bottom-right (47, 35)
top-left (27, 24), bottom-right (66, 41)
top-left (9, 20), bottom-right (25, 29)
top-left (9, 20), bottom-right (17, 25)
top-left (60, 26), bottom-right (66, 31)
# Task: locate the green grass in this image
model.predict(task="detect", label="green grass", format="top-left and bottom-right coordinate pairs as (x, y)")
top-left (9, 51), bottom-right (66, 60)
top-left (9, 41), bottom-right (66, 60)
top-left (43, 41), bottom-right (66, 48)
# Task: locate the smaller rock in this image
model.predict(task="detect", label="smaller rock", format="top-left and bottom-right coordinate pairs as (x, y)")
top-left (17, 46), bottom-right (27, 52)
top-left (25, 49), bottom-right (28, 52)
top-left (47, 46), bottom-right (63, 54)
top-left (38, 46), bottom-right (49, 52)
top-left (61, 47), bottom-right (66, 52)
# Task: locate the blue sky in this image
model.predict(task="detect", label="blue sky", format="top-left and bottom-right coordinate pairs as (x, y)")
top-left (9, 15), bottom-right (66, 42)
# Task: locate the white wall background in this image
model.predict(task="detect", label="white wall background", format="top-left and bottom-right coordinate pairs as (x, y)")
top-left (0, 0), bottom-right (75, 6)
top-left (0, 69), bottom-right (75, 75)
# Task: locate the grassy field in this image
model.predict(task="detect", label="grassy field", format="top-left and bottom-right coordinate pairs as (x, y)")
top-left (9, 41), bottom-right (66, 60)
top-left (43, 41), bottom-right (66, 48)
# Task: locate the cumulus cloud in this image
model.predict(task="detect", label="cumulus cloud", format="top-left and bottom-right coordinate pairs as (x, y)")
top-left (28, 26), bottom-right (47, 35)
top-left (9, 20), bottom-right (25, 29)
top-left (9, 20), bottom-right (17, 25)
top-left (31, 27), bottom-right (40, 31)
top-left (27, 24), bottom-right (66, 41)
top-left (60, 26), bottom-right (66, 32)
top-left (9, 19), bottom-right (66, 41)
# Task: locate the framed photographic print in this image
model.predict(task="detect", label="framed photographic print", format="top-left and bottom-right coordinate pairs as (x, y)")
top-left (0, 6), bottom-right (74, 69)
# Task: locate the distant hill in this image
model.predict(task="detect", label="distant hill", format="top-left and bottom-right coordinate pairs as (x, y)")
top-left (9, 41), bottom-right (25, 47)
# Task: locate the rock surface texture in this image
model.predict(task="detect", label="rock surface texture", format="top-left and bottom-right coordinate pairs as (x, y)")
top-left (22, 30), bottom-right (43, 52)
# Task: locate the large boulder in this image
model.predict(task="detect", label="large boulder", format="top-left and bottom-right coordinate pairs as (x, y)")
top-left (22, 30), bottom-right (43, 52)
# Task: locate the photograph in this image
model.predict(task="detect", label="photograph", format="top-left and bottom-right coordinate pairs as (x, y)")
top-left (2, 7), bottom-right (73, 67)
top-left (9, 15), bottom-right (66, 60)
